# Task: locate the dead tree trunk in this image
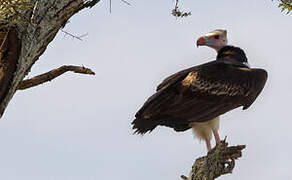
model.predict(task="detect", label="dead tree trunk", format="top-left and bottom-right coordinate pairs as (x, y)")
top-left (0, 0), bottom-right (100, 117)
top-left (181, 140), bottom-right (246, 180)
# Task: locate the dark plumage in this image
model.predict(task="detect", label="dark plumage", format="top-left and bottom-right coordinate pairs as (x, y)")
top-left (132, 46), bottom-right (267, 135)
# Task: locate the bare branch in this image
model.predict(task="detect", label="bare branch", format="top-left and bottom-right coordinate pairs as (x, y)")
top-left (121, 0), bottom-right (132, 6)
top-left (175, 0), bottom-right (179, 9)
top-left (60, 29), bottom-right (88, 41)
top-left (181, 140), bottom-right (246, 180)
top-left (110, 0), bottom-right (112, 13)
top-left (109, 0), bottom-right (131, 14)
top-left (18, 65), bottom-right (95, 90)
top-left (0, 0), bottom-right (101, 117)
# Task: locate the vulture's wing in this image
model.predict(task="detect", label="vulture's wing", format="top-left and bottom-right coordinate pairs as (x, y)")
top-left (136, 61), bottom-right (217, 117)
top-left (156, 61), bottom-right (216, 91)
top-left (135, 62), bottom-right (204, 118)
top-left (133, 61), bottom-right (267, 134)
top-left (156, 66), bottom-right (197, 91)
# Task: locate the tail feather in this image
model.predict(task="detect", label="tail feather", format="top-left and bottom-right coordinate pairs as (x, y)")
top-left (132, 116), bottom-right (191, 134)
top-left (131, 117), bottom-right (158, 135)
top-left (132, 118), bottom-right (158, 135)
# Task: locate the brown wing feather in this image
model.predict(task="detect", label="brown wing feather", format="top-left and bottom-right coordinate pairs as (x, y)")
top-left (241, 68), bottom-right (268, 109)
top-left (156, 66), bottom-right (197, 91)
top-left (156, 61), bottom-right (217, 91)
top-left (162, 64), bottom-right (267, 122)
top-left (133, 61), bottom-right (267, 134)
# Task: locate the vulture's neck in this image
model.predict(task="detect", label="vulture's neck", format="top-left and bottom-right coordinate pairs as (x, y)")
top-left (216, 46), bottom-right (249, 68)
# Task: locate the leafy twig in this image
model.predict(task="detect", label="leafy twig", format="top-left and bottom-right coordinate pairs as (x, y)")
top-left (274, 0), bottom-right (292, 14)
top-left (172, 0), bottom-right (191, 18)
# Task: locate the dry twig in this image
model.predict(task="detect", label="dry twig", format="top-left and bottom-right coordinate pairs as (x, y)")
top-left (18, 65), bottom-right (95, 90)
top-left (121, 0), bottom-right (131, 6)
top-left (60, 29), bottom-right (88, 41)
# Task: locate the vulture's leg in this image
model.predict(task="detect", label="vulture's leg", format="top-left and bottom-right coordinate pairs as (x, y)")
top-left (212, 128), bottom-right (221, 144)
top-left (205, 139), bottom-right (211, 151)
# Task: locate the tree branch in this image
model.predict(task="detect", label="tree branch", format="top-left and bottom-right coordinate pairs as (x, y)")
top-left (0, 0), bottom-right (103, 117)
top-left (18, 65), bottom-right (95, 90)
top-left (181, 140), bottom-right (246, 180)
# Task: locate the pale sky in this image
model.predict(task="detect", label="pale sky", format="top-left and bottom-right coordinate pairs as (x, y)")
top-left (0, 0), bottom-right (291, 179)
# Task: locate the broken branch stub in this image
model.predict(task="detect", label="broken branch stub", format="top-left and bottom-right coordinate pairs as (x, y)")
top-left (182, 140), bottom-right (246, 180)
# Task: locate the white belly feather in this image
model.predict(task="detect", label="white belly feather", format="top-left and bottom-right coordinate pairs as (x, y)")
top-left (190, 117), bottom-right (220, 141)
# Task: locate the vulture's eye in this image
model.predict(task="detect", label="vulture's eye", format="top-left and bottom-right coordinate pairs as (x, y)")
top-left (214, 35), bottom-right (219, 39)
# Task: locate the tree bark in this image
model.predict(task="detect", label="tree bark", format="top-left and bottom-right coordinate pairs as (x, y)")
top-left (0, 0), bottom-right (100, 117)
top-left (181, 140), bottom-right (246, 180)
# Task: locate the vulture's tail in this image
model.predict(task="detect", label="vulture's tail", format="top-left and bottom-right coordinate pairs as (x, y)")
top-left (131, 117), bottom-right (158, 135)
top-left (132, 116), bottom-right (191, 134)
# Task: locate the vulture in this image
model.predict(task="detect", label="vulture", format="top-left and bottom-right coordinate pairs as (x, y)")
top-left (132, 29), bottom-right (268, 151)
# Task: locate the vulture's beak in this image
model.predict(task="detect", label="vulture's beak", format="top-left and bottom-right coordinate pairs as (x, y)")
top-left (196, 36), bottom-right (206, 47)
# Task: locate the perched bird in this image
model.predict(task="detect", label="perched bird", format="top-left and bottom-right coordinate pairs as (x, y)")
top-left (132, 29), bottom-right (267, 151)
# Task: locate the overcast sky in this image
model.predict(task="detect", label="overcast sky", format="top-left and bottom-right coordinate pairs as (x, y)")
top-left (0, 0), bottom-right (291, 179)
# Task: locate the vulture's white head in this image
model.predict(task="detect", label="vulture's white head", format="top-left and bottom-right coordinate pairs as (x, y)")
top-left (196, 29), bottom-right (228, 52)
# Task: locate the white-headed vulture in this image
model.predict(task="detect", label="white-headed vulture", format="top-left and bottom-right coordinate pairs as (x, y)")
top-left (132, 29), bottom-right (268, 151)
